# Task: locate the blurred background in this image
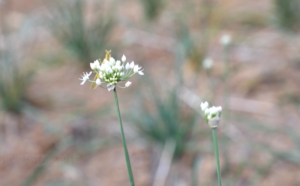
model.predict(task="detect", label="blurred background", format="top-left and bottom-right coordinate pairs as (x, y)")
top-left (0, 0), bottom-right (300, 185)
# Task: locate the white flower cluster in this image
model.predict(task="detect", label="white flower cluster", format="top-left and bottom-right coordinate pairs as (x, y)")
top-left (202, 58), bottom-right (213, 70)
top-left (79, 51), bottom-right (144, 91)
top-left (220, 34), bottom-right (231, 46)
top-left (200, 102), bottom-right (222, 128)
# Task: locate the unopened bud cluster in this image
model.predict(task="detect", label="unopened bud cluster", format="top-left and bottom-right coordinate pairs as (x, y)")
top-left (200, 102), bottom-right (222, 128)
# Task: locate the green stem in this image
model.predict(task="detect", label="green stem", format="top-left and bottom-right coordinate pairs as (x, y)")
top-left (113, 88), bottom-right (135, 186)
top-left (212, 128), bottom-right (222, 186)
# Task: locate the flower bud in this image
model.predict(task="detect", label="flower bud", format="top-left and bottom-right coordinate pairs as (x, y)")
top-left (125, 81), bottom-right (132, 87)
top-left (203, 58), bottom-right (213, 70)
top-left (96, 78), bottom-right (101, 85)
top-left (126, 63), bottom-right (130, 70)
top-left (220, 34), bottom-right (231, 46)
top-left (122, 55), bottom-right (126, 62)
top-left (200, 101), bottom-right (222, 128)
top-left (130, 61), bottom-right (135, 69)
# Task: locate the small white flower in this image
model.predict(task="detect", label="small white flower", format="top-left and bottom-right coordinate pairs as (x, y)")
top-left (217, 106), bottom-right (222, 112)
top-left (105, 66), bottom-right (110, 73)
top-left (133, 65), bottom-right (144, 75)
top-left (122, 55), bottom-right (126, 62)
top-left (99, 65), bottom-right (105, 71)
top-left (90, 63), bottom-right (95, 70)
top-left (107, 84), bottom-right (115, 91)
top-left (96, 78), bottom-right (101, 85)
top-left (205, 109), bottom-right (210, 115)
top-left (125, 81), bottom-right (132, 87)
top-left (125, 63), bottom-right (130, 70)
top-left (209, 106), bottom-right (219, 115)
top-left (220, 34), bottom-right (231, 46)
top-left (90, 60), bottom-right (100, 70)
top-left (133, 65), bottom-right (139, 73)
top-left (201, 102), bottom-right (209, 111)
top-left (79, 71), bottom-right (92, 85)
top-left (203, 58), bottom-right (213, 69)
top-left (130, 61), bottom-right (135, 69)
top-left (138, 70), bottom-right (144, 75)
top-left (138, 69), bottom-right (144, 75)
top-left (116, 60), bottom-right (121, 66)
top-left (110, 57), bottom-right (115, 64)
top-left (103, 59), bottom-right (109, 64)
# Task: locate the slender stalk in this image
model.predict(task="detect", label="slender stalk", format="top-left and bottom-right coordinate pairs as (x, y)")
top-left (113, 88), bottom-right (135, 186)
top-left (222, 42), bottom-right (231, 174)
top-left (212, 128), bottom-right (222, 186)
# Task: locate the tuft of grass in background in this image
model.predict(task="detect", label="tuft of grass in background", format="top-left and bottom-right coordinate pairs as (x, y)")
top-left (140, 0), bottom-right (165, 21)
top-left (0, 60), bottom-right (32, 115)
top-left (274, 0), bottom-right (300, 32)
top-left (177, 23), bottom-right (206, 74)
top-left (175, 0), bottom-right (216, 85)
top-left (131, 78), bottom-right (198, 159)
top-left (45, 0), bottom-right (116, 65)
top-left (0, 21), bottom-right (35, 116)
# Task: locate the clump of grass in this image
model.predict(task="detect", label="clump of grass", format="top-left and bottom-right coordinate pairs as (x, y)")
top-left (175, 0), bottom-right (216, 79)
top-left (0, 26), bottom-right (35, 116)
top-left (132, 79), bottom-right (198, 158)
top-left (45, 0), bottom-right (116, 65)
top-left (0, 62), bottom-right (32, 114)
top-left (178, 25), bottom-right (206, 73)
top-left (140, 0), bottom-right (165, 21)
top-left (274, 0), bottom-right (300, 32)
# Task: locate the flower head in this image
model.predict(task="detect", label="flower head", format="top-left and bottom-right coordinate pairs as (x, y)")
top-left (79, 50), bottom-right (144, 91)
top-left (79, 71), bottom-right (92, 85)
top-left (200, 102), bottom-right (222, 128)
top-left (203, 58), bottom-right (213, 70)
top-left (220, 34), bottom-right (231, 46)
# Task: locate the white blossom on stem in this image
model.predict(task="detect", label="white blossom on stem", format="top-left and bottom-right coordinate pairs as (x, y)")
top-left (203, 58), bottom-right (213, 70)
top-left (220, 34), bottom-right (231, 46)
top-left (79, 50), bottom-right (144, 91)
top-left (200, 102), bottom-right (222, 128)
top-left (122, 55), bottom-right (126, 63)
top-left (125, 81), bottom-right (132, 87)
top-left (79, 71), bottom-right (92, 85)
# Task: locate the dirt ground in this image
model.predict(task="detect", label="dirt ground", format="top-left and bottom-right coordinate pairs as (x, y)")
top-left (1, 0), bottom-right (300, 185)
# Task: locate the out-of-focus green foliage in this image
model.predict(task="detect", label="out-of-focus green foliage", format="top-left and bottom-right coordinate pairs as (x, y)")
top-left (131, 79), bottom-right (198, 158)
top-left (177, 23), bottom-right (206, 73)
top-left (175, 0), bottom-right (215, 75)
top-left (274, 0), bottom-right (300, 32)
top-left (45, 0), bottom-right (115, 65)
top-left (140, 0), bottom-right (165, 21)
top-left (0, 51), bottom-right (33, 114)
